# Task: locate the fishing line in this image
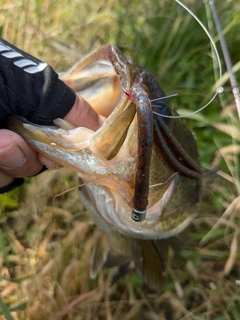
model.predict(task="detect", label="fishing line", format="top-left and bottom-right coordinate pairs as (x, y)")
top-left (152, 0), bottom-right (222, 119)
top-left (52, 176), bottom-right (107, 199)
top-left (151, 93), bottom-right (178, 103)
top-left (207, 0), bottom-right (240, 118)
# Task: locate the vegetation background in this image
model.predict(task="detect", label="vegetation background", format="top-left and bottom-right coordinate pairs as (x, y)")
top-left (0, 0), bottom-right (240, 319)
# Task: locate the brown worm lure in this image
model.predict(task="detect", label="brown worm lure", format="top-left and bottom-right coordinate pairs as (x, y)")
top-left (125, 83), bottom-right (153, 222)
top-left (125, 74), bottom-right (202, 222)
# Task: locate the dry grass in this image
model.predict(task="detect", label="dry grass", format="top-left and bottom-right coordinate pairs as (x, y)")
top-left (2, 168), bottom-right (239, 320)
top-left (1, 0), bottom-right (240, 319)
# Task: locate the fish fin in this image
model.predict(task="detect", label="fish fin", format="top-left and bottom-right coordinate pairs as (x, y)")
top-left (103, 251), bottom-right (130, 268)
top-left (132, 239), bottom-right (165, 291)
top-left (153, 223), bottom-right (191, 267)
top-left (90, 230), bottom-right (109, 279)
top-left (111, 262), bottom-right (131, 285)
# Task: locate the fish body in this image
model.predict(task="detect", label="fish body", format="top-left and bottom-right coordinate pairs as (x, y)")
top-left (8, 45), bottom-right (201, 290)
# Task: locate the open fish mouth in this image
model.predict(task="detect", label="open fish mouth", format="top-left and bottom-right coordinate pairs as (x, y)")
top-left (8, 45), bottom-right (202, 239)
top-left (8, 45), bottom-right (202, 291)
top-left (8, 114), bottom-right (199, 241)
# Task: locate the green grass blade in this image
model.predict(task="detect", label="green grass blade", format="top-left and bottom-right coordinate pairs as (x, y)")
top-left (0, 297), bottom-right (14, 320)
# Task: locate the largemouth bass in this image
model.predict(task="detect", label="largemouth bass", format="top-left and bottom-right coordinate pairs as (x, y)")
top-left (8, 45), bottom-right (202, 291)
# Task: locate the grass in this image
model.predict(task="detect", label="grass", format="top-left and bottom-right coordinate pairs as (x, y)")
top-left (1, 0), bottom-right (240, 319)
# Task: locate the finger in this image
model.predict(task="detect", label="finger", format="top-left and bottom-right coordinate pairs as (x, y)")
top-left (63, 95), bottom-right (106, 131)
top-left (37, 153), bottom-right (62, 169)
top-left (0, 170), bottom-right (14, 188)
top-left (0, 129), bottom-right (43, 177)
top-left (37, 95), bottom-right (106, 168)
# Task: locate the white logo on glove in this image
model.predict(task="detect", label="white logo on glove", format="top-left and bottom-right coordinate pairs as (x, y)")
top-left (0, 42), bottom-right (47, 74)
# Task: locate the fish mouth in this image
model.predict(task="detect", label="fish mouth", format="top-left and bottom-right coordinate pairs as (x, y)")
top-left (7, 116), bottom-right (194, 240)
top-left (7, 45), bottom-right (201, 240)
top-left (8, 117), bottom-right (198, 239)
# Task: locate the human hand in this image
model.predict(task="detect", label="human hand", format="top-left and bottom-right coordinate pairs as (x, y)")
top-left (0, 95), bottom-right (105, 190)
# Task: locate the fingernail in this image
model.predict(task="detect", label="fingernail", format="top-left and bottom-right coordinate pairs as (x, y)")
top-left (0, 143), bottom-right (26, 170)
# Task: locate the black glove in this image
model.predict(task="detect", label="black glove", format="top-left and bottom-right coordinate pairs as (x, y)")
top-left (0, 38), bottom-right (76, 128)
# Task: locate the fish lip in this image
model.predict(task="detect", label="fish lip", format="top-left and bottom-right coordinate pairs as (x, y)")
top-left (8, 116), bottom-right (94, 151)
top-left (131, 214), bottom-right (195, 240)
top-left (83, 176), bottom-right (196, 241)
top-left (112, 209), bottom-right (196, 240)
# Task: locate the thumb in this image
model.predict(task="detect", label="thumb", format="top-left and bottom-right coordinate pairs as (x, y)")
top-left (63, 95), bottom-right (105, 131)
top-left (37, 95), bottom-right (106, 168)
